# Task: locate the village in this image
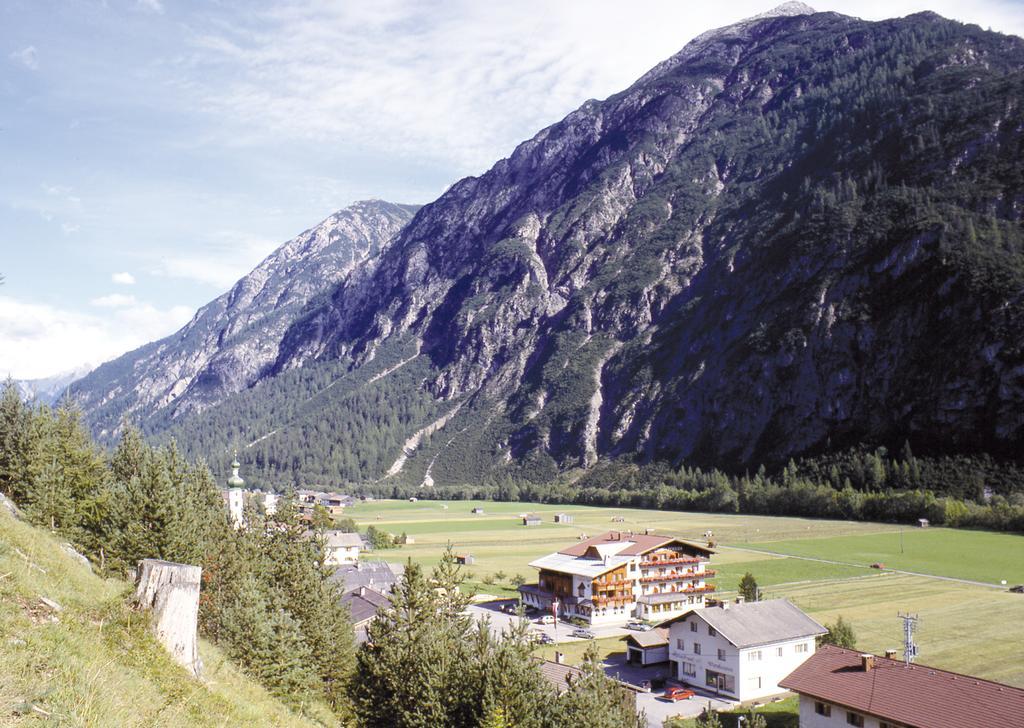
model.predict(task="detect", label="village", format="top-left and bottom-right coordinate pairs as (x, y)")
top-left (221, 465), bottom-right (1024, 728)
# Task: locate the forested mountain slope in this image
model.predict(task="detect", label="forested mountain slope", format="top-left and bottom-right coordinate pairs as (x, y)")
top-left (97, 5), bottom-right (1024, 488)
top-left (71, 200), bottom-right (418, 440)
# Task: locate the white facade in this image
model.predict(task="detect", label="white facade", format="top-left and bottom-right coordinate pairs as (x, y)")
top-left (263, 492), bottom-right (279, 516)
top-left (796, 695), bottom-right (894, 728)
top-left (667, 608), bottom-right (819, 702)
top-left (227, 488), bottom-right (244, 528)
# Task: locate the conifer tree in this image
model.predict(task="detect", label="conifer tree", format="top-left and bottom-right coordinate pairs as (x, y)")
top-left (556, 643), bottom-right (644, 728)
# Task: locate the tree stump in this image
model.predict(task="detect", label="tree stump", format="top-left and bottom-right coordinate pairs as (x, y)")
top-left (133, 559), bottom-right (203, 677)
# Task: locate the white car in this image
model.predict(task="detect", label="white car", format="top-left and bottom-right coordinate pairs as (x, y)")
top-left (536, 615), bottom-right (556, 625)
top-left (626, 620), bottom-right (652, 631)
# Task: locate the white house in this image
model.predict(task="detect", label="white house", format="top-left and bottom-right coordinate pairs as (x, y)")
top-left (663, 599), bottom-right (826, 702)
top-left (324, 531), bottom-right (363, 566)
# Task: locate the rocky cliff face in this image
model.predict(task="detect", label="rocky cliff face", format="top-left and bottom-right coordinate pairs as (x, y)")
top-left (72, 200), bottom-right (418, 439)
top-left (89, 6), bottom-right (1024, 486)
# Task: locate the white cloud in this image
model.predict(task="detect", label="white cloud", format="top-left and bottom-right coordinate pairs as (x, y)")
top-left (173, 0), bottom-right (1024, 175)
top-left (61, 222), bottom-right (80, 234)
top-left (0, 295), bottom-right (194, 380)
top-left (10, 45), bottom-right (39, 71)
top-left (90, 293), bottom-right (138, 308)
top-left (137, 0), bottom-right (165, 14)
top-left (112, 271), bottom-right (136, 285)
top-left (149, 229), bottom-right (279, 288)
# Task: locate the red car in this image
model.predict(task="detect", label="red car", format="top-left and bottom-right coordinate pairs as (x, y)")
top-left (663, 687), bottom-right (695, 702)
top-left (871, 562), bottom-right (885, 569)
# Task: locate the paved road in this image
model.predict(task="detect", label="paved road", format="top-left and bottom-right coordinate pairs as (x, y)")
top-left (466, 600), bottom-right (632, 642)
top-left (721, 544), bottom-right (1008, 590)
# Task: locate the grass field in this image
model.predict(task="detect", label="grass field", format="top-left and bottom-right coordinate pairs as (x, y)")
top-left (347, 499), bottom-right (1024, 687)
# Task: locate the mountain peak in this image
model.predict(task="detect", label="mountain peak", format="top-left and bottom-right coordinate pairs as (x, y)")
top-left (750, 2), bottom-right (816, 20)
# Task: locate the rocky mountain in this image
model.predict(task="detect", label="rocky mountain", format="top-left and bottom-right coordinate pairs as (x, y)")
top-left (91, 5), bottom-right (1024, 488)
top-left (16, 363), bottom-right (94, 405)
top-left (72, 200), bottom-right (419, 439)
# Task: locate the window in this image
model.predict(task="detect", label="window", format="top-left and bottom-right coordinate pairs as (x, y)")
top-left (747, 650), bottom-right (762, 662)
top-left (694, 643), bottom-right (702, 655)
top-left (717, 648), bottom-right (726, 661)
top-left (795, 642), bottom-right (809, 654)
top-left (690, 622), bottom-right (698, 633)
top-left (708, 626), bottom-right (717, 637)
top-left (846, 712), bottom-right (865, 727)
top-left (776, 647), bottom-right (784, 657)
top-left (814, 702), bottom-right (831, 717)
top-left (682, 662), bottom-right (696, 677)
top-left (676, 638), bottom-right (685, 650)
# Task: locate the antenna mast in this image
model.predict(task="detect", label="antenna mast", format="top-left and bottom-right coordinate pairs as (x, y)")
top-left (898, 612), bottom-right (919, 665)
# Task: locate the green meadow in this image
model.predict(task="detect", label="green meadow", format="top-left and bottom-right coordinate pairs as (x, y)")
top-left (346, 499), bottom-right (1024, 687)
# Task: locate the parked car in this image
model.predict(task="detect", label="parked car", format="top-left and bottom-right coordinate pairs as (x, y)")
top-left (501, 602), bottom-right (520, 614)
top-left (1010, 584), bottom-right (1024, 593)
top-left (870, 562), bottom-right (885, 569)
top-left (537, 615), bottom-right (556, 625)
top-left (626, 620), bottom-right (652, 631)
top-left (571, 627), bottom-right (596, 639)
top-left (534, 632), bottom-right (555, 644)
top-left (662, 687), bottom-right (695, 702)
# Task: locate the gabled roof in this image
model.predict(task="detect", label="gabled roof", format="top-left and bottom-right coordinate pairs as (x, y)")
top-left (329, 560), bottom-right (403, 592)
top-left (339, 587), bottom-right (392, 624)
top-left (663, 600), bottom-right (826, 648)
top-left (324, 531), bottom-right (363, 548)
top-left (626, 627), bottom-right (669, 649)
top-left (529, 551), bottom-right (631, 578)
top-left (558, 531), bottom-right (713, 558)
top-left (535, 659), bottom-right (584, 693)
top-left (780, 645), bottom-right (1024, 728)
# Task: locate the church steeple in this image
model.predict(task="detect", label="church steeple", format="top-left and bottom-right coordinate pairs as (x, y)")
top-left (227, 452), bottom-right (245, 487)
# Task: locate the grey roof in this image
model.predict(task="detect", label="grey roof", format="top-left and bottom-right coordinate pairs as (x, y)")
top-left (330, 560), bottom-right (403, 593)
top-left (340, 587), bottom-right (392, 625)
top-left (666, 600), bottom-right (826, 649)
top-left (637, 593), bottom-right (695, 605)
top-left (534, 659), bottom-right (583, 693)
top-left (324, 531), bottom-right (363, 548)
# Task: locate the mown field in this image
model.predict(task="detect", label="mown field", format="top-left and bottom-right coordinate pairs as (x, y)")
top-left (346, 499), bottom-right (1024, 687)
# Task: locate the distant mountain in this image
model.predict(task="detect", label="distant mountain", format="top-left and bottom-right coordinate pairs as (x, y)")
top-left (82, 6), bottom-right (1024, 489)
top-left (16, 364), bottom-right (94, 405)
top-left (71, 200), bottom-right (419, 439)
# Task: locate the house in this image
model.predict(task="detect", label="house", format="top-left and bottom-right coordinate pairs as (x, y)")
top-left (339, 586), bottom-right (392, 643)
top-left (535, 656), bottom-right (640, 713)
top-left (455, 554), bottom-right (475, 565)
top-left (518, 530), bottom-right (715, 626)
top-left (625, 627), bottom-right (670, 666)
top-left (554, 513), bottom-right (574, 524)
top-left (324, 531), bottom-right (363, 566)
top-left (917, 518), bottom-right (929, 528)
top-left (779, 645), bottom-right (1024, 728)
top-left (523, 514), bottom-right (542, 526)
top-left (471, 507), bottom-right (485, 515)
top-left (663, 598), bottom-right (826, 702)
top-left (330, 560), bottom-right (404, 594)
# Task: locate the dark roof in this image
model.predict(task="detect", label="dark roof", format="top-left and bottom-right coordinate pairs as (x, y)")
top-left (340, 587), bottom-right (392, 624)
top-left (625, 627), bottom-right (669, 649)
top-left (662, 600), bottom-right (826, 648)
top-left (779, 645), bottom-right (1024, 728)
top-left (558, 531), bottom-right (713, 557)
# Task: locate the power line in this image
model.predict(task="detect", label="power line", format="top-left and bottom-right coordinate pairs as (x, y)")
top-left (898, 612), bottom-right (919, 665)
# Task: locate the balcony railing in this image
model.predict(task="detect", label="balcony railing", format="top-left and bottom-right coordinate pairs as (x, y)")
top-left (640, 569), bottom-right (715, 583)
top-left (594, 577), bottom-right (632, 588)
top-left (640, 556), bottom-right (701, 567)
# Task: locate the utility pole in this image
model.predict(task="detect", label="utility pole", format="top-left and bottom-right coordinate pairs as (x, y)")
top-left (898, 612), bottom-right (919, 665)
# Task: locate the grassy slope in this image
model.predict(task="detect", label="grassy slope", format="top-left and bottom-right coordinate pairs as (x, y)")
top-left (0, 508), bottom-right (329, 727)
top-left (349, 500), bottom-right (1024, 686)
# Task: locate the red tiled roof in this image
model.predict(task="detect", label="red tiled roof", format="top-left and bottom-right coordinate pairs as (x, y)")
top-left (779, 645), bottom-right (1024, 728)
top-left (558, 531), bottom-right (712, 557)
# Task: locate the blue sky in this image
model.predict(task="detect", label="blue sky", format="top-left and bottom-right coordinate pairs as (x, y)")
top-left (2, 0), bottom-right (1022, 380)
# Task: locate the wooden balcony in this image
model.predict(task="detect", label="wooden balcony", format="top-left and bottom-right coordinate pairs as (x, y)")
top-left (640, 569), bottom-right (715, 583)
top-left (640, 556), bottom-right (701, 567)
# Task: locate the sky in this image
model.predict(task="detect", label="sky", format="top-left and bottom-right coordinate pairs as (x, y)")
top-left (2, 0), bottom-right (1022, 380)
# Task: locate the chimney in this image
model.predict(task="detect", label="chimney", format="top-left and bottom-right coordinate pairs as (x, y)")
top-left (885, 649), bottom-right (898, 660)
top-left (861, 654), bottom-right (875, 672)
top-left (554, 651), bottom-right (565, 665)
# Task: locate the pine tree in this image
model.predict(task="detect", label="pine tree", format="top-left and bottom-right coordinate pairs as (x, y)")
top-left (739, 572), bottom-right (760, 602)
top-left (556, 643), bottom-right (644, 727)
top-left (821, 615), bottom-right (857, 649)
